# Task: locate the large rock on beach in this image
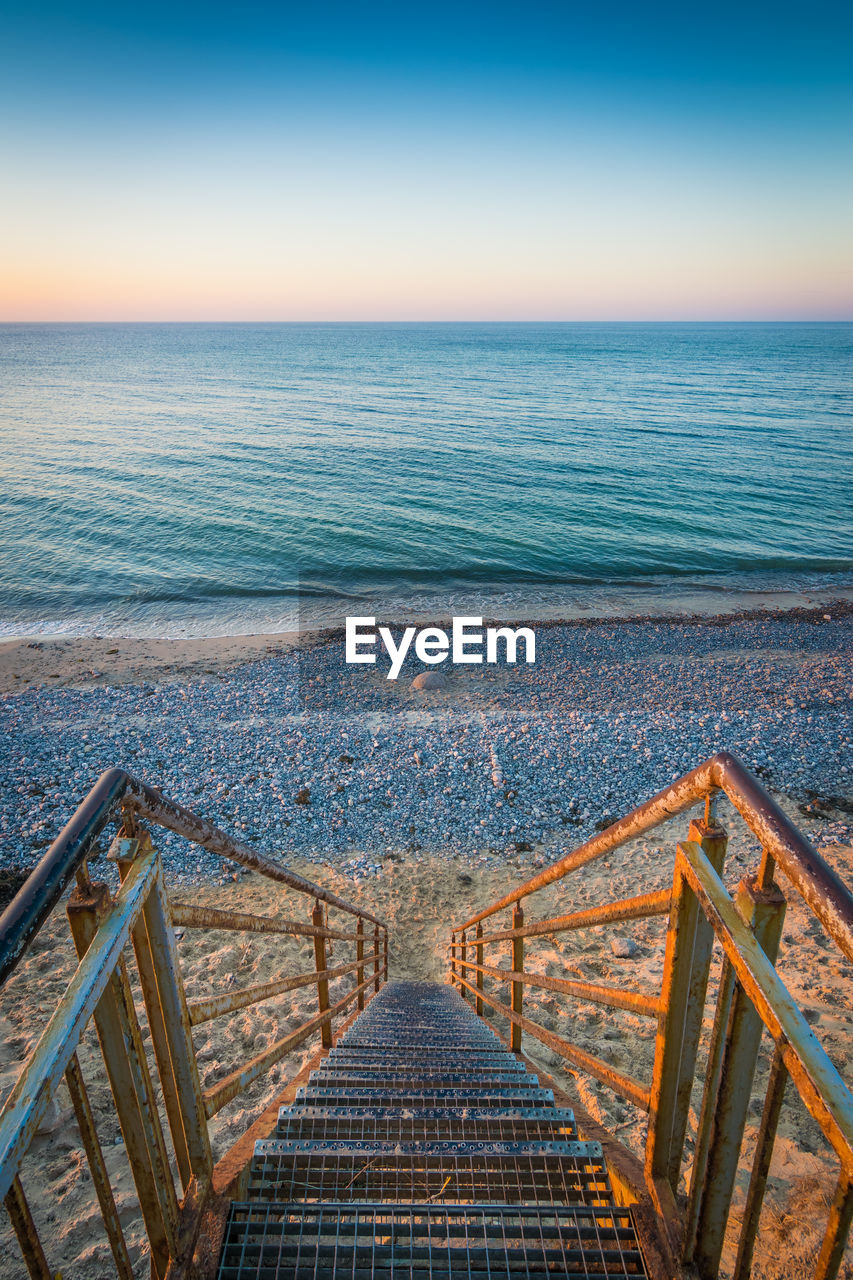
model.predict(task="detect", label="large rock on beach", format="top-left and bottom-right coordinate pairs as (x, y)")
top-left (411, 670), bottom-right (448, 691)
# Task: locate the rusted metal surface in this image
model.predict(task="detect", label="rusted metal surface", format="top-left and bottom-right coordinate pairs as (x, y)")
top-left (678, 841), bottom-right (853, 1167)
top-left (168, 901), bottom-right (358, 941)
top-left (0, 850), bottom-right (158, 1203)
top-left (203, 967), bottom-right (385, 1117)
top-left (646, 820), bottom-right (727, 1193)
top-left (312, 901), bottom-right (332, 1049)
top-left (475, 921), bottom-right (484, 1015)
top-left (475, 888), bottom-right (671, 945)
top-left (165, 1010), bottom-right (364, 1280)
top-left (356, 917), bottom-right (365, 1010)
top-left (66, 878), bottom-right (172, 1280)
top-left (147, 862), bottom-right (213, 1182)
top-left (0, 765), bottom-right (386, 990)
top-left (510, 904), bottom-right (524, 1052)
top-left (186, 956), bottom-right (364, 1026)
top-left (516, 1052), bottom-right (684, 1280)
top-left (454, 971), bottom-right (651, 1111)
top-left (4, 1175), bottom-right (52, 1280)
top-left (464, 957), bottom-right (660, 1017)
top-left (115, 950), bottom-right (181, 1266)
top-left (0, 767), bottom-right (128, 986)
top-left (65, 1051), bottom-right (135, 1280)
top-left (683, 954), bottom-right (736, 1262)
top-left (117, 844), bottom-right (193, 1191)
top-left (452, 751), bottom-right (853, 967)
top-left (814, 1173), bottom-right (853, 1280)
top-left (731, 1041), bottom-right (788, 1280)
top-left (693, 867), bottom-right (788, 1279)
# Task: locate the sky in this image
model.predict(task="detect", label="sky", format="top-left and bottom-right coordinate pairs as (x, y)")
top-left (1, 0), bottom-right (852, 320)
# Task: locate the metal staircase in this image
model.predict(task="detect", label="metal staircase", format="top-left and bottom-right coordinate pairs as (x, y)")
top-left (215, 980), bottom-right (648, 1278)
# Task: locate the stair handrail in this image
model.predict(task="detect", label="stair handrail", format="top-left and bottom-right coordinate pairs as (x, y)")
top-left (0, 765), bottom-right (385, 987)
top-left (453, 749), bottom-right (853, 963)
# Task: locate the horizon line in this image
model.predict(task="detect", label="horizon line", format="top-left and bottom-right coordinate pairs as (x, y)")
top-left (2, 316), bottom-right (853, 325)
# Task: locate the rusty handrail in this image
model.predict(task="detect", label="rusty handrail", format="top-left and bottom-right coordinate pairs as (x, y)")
top-left (454, 751), bottom-right (853, 963)
top-left (0, 766), bottom-right (386, 986)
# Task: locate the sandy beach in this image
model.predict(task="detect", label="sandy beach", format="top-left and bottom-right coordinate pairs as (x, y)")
top-left (1, 604), bottom-right (851, 1277)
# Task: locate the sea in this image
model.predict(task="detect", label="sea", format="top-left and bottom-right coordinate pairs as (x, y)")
top-left (1, 322), bottom-right (851, 638)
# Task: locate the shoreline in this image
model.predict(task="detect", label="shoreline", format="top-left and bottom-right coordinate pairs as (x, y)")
top-left (1, 594), bottom-right (852, 695)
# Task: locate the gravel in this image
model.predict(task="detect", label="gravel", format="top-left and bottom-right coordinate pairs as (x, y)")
top-left (1, 614), bottom-right (851, 885)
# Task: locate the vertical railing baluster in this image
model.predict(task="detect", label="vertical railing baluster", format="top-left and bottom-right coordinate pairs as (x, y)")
top-left (814, 1173), bottom-right (853, 1280)
top-left (683, 956), bottom-right (736, 1260)
top-left (692, 868), bottom-right (787, 1279)
top-left (373, 924), bottom-right (381, 993)
top-left (115, 837), bottom-right (193, 1191)
top-left (4, 1175), bottom-right (52, 1280)
top-left (511, 903), bottom-right (524, 1053)
top-left (145, 862), bottom-right (212, 1181)
top-left (356, 917), bottom-right (365, 1009)
top-left (476, 922), bottom-right (484, 1016)
top-left (647, 819), bottom-right (727, 1195)
top-left (731, 1041), bottom-right (788, 1280)
top-left (67, 880), bottom-right (174, 1280)
top-left (312, 901), bottom-right (332, 1048)
top-left (65, 1052), bottom-right (135, 1280)
top-left (460, 930), bottom-right (468, 1001)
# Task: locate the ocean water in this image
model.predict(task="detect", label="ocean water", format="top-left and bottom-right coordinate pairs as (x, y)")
top-left (0, 322), bottom-right (851, 638)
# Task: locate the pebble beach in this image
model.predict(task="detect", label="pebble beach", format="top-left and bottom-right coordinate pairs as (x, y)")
top-left (1, 603), bottom-right (851, 889)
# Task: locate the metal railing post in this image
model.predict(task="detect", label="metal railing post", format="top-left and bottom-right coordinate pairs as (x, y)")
top-left (114, 837), bottom-right (196, 1193)
top-left (373, 924), bottom-right (381, 993)
top-left (731, 1042), bottom-right (788, 1280)
top-left (4, 1175), bottom-right (52, 1280)
top-left (511, 903), bottom-right (524, 1052)
top-left (646, 817), bottom-right (727, 1193)
top-left (66, 881), bottom-right (176, 1280)
top-left (356, 917), bottom-right (365, 1010)
top-left (814, 1173), bottom-right (853, 1280)
top-left (65, 1053), bottom-right (135, 1280)
top-left (460, 930), bottom-right (468, 1001)
top-left (312, 901), bottom-right (332, 1049)
top-left (476, 921), bottom-right (484, 1016)
top-left (450, 932), bottom-right (457, 987)
top-left (691, 870), bottom-right (787, 1278)
top-left (383, 927), bottom-right (389, 982)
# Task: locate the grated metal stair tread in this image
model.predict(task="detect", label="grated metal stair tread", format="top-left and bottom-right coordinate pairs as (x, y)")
top-left (217, 980), bottom-right (647, 1278)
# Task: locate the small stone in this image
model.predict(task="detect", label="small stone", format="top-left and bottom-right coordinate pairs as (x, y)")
top-left (411, 671), bottom-right (447, 691)
top-left (294, 787), bottom-right (311, 805)
top-left (610, 937), bottom-right (638, 958)
top-left (36, 1095), bottom-right (64, 1135)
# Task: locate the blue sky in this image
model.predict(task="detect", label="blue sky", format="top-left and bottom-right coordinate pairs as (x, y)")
top-left (2, 0), bottom-right (851, 318)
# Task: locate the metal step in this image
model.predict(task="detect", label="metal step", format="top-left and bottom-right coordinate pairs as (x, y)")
top-left (293, 1087), bottom-right (556, 1108)
top-left (275, 1108), bottom-right (579, 1144)
top-left (248, 1142), bottom-right (612, 1205)
top-left (215, 980), bottom-right (647, 1279)
top-left (306, 1072), bottom-right (535, 1090)
top-left (217, 1202), bottom-right (648, 1278)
